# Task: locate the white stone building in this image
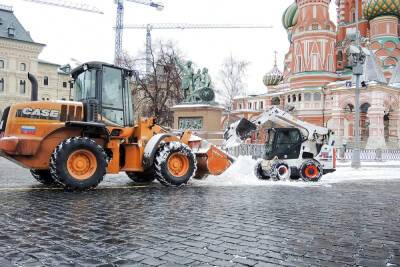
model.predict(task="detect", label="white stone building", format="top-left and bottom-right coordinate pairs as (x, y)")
top-left (0, 5), bottom-right (71, 116)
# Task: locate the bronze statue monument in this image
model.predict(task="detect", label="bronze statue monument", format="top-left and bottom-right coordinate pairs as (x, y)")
top-left (175, 58), bottom-right (215, 103)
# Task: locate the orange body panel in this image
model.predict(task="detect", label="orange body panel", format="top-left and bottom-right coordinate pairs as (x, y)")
top-left (0, 100), bottom-right (233, 178)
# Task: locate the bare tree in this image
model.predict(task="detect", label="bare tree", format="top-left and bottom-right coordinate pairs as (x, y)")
top-left (217, 54), bottom-right (250, 112)
top-left (120, 40), bottom-right (185, 127)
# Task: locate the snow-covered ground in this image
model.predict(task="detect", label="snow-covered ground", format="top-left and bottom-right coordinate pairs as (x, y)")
top-left (191, 156), bottom-right (400, 187)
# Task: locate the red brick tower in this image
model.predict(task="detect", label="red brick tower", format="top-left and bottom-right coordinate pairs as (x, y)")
top-left (290, 0), bottom-right (337, 89)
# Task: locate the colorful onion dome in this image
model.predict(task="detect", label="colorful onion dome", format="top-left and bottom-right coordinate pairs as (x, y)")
top-left (263, 61), bottom-right (283, 87)
top-left (282, 2), bottom-right (299, 30)
top-left (363, 0), bottom-right (400, 20)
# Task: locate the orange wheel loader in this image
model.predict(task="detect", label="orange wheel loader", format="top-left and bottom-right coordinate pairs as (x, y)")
top-left (0, 62), bottom-right (233, 190)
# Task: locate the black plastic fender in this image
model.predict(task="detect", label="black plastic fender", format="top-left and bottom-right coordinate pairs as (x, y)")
top-left (142, 133), bottom-right (174, 169)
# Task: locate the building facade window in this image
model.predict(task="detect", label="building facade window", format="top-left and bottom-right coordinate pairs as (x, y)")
top-left (248, 102), bottom-right (252, 109)
top-left (260, 101), bottom-right (264, 110)
top-left (298, 94), bottom-right (302, 102)
top-left (292, 94), bottom-right (297, 102)
top-left (44, 76), bottom-right (49, 86)
top-left (19, 80), bottom-right (26, 94)
top-left (63, 82), bottom-right (67, 88)
top-left (8, 26), bottom-right (15, 37)
top-left (20, 63), bottom-right (26, 71)
top-left (0, 60), bottom-right (4, 69)
top-left (313, 93), bottom-right (321, 101)
top-left (304, 93), bottom-right (311, 101)
top-left (0, 78), bottom-right (4, 92)
top-left (287, 95), bottom-right (291, 103)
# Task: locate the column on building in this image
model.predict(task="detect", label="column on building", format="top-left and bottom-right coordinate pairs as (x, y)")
top-left (366, 91), bottom-right (386, 149)
top-left (330, 94), bottom-right (345, 146)
top-left (388, 111), bottom-right (400, 147)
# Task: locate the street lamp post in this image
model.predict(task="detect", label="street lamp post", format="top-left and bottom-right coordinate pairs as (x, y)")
top-left (351, 0), bottom-right (365, 169)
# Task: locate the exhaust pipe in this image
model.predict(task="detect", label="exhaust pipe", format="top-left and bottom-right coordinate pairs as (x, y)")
top-left (28, 73), bottom-right (38, 101)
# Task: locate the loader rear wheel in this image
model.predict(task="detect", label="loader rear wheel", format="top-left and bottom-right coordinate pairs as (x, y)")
top-left (254, 160), bottom-right (270, 180)
top-left (300, 159), bottom-right (323, 182)
top-left (30, 169), bottom-right (59, 186)
top-left (50, 137), bottom-right (107, 191)
top-left (155, 142), bottom-right (197, 186)
top-left (126, 170), bottom-right (156, 184)
top-left (269, 160), bottom-right (291, 181)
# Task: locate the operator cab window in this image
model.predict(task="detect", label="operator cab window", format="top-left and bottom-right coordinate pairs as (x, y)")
top-left (101, 66), bottom-right (124, 126)
top-left (74, 69), bottom-right (96, 100)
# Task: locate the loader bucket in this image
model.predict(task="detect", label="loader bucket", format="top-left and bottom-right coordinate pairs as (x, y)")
top-left (224, 118), bottom-right (257, 147)
top-left (235, 118), bottom-right (257, 140)
top-left (189, 138), bottom-right (235, 179)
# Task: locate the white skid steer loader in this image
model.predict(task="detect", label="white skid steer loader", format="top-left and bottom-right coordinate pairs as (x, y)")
top-left (224, 107), bottom-right (336, 182)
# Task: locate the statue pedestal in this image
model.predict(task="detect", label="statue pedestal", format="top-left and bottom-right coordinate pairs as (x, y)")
top-left (171, 104), bottom-right (225, 145)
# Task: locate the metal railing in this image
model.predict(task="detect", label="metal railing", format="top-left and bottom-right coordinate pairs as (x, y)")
top-left (225, 144), bottom-right (400, 162)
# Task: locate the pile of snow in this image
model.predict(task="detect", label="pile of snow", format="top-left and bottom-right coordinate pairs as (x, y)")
top-left (191, 156), bottom-right (400, 187)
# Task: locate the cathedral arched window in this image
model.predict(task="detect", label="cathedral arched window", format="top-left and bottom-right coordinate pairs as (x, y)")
top-left (337, 51), bottom-right (343, 62)
top-left (292, 94), bottom-right (297, 102)
top-left (313, 93), bottom-right (321, 101)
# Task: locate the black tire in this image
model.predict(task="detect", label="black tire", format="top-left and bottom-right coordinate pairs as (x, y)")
top-left (254, 160), bottom-right (270, 180)
top-left (154, 142), bottom-right (197, 186)
top-left (269, 160), bottom-right (291, 181)
top-left (50, 137), bottom-right (107, 191)
top-left (126, 170), bottom-right (156, 184)
top-left (30, 169), bottom-right (59, 186)
top-left (299, 159), bottom-right (323, 182)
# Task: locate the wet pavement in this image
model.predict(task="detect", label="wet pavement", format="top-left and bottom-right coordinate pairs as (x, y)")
top-left (0, 158), bottom-right (399, 267)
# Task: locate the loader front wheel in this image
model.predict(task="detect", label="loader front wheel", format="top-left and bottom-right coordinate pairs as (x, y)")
top-left (269, 160), bottom-right (291, 181)
top-left (30, 169), bottom-right (59, 186)
top-left (50, 137), bottom-right (107, 191)
top-left (155, 142), bottom-right (197, 186)
top-left (126, 170), bottom-right (156, 184)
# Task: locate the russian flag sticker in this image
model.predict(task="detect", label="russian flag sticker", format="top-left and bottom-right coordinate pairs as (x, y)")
top-left (21, 126), bottom-right (36, 135)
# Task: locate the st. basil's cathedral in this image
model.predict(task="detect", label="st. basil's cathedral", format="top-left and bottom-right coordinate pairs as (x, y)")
top-left (231, 0), bottom-right (400, 149)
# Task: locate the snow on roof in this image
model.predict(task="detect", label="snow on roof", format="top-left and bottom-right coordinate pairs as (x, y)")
top-left (352, 51), bottom-right (387, 84)
top-left (389, 61), bottom-right (400, 86)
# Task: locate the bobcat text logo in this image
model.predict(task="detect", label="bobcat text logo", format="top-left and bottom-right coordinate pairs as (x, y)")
top-left (16, 108), bottom-right (60, 120)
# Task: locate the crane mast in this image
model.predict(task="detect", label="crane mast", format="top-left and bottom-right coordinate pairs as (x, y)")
top-left (123, 23), bottom-right (273, 74)
top-left (114, 0), bottom-right (164, 66)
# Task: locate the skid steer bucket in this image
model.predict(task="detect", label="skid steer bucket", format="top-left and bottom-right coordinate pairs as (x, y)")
top-left (224, 118), bottom-right (257, 147)
top-left (188, 138), bottom-right (235, 179)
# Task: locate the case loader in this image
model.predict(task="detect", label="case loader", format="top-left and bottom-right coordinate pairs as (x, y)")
top-left (0, 62), bottom-right (233, 190)
top-left (224, 107), bottom-right (336, 182)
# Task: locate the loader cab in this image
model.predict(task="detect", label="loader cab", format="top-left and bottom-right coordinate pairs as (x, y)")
top-left (71, 62), bottom-right (134, 127)
top-left (264, 128), bottom-right (303, 160)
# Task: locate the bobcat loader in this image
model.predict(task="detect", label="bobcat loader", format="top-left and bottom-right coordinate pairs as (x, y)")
top-left (224, 107), bottom-right (336, 182)
top-left (0, 62), bottom-right (233, 190)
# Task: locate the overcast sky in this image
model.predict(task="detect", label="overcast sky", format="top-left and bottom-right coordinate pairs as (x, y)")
top-left (5, 0), bottom-right (336, 94)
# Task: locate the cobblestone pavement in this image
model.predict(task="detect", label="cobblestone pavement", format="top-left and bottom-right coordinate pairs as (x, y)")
top-left (0, 158), bottom-right (399, 267)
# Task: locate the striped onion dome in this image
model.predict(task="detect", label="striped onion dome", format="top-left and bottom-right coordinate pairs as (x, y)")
top-left (282, 2), bottom-right (299, 30)
top-left (263, 64), bottom-right (283, 87)
top-left (363, 0), bottom-right (400, 20)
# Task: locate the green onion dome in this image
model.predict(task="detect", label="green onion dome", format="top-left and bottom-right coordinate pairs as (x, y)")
top-left (263, 64), bottom-right (283, 87)
top-left (282, 2), bottom-right (299, 30)
top-left (363, 0), bottom-right (400, 20)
